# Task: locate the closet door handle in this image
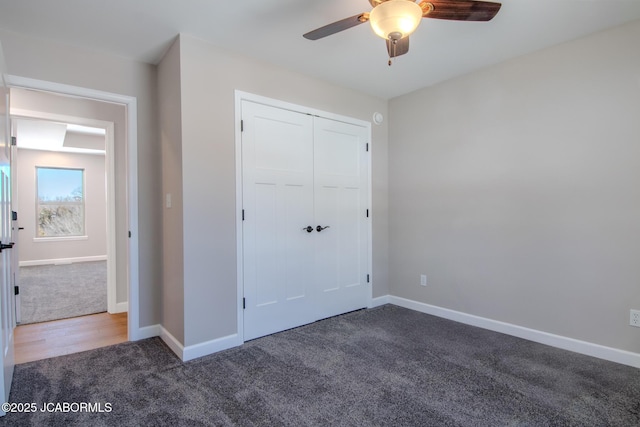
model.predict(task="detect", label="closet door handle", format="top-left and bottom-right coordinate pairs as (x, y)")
top-left (316, 225), bottom-right (330, 232)
top-left (303, 226), bottom-right (314, 233)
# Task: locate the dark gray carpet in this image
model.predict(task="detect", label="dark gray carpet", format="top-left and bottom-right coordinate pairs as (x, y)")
top-left (20, 261), bottom-right (107, 324)
top-left (2, 305), bottom-right (639, 426)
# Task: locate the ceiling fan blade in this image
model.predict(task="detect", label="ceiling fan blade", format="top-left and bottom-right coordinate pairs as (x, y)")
top-left (303, 13), bottom-right (369, 40)
top-left (386, 37), bottom-right (410, 58)
top-left (423, 0), bottom-right (501, 21)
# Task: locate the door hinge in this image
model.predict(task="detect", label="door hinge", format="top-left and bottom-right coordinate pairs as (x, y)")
top-left (243, 298), bottom-right (246, 309)
top-left (366, 209), bottom-right (369, 218)
top-left (366, 143), bottom-right (369, 152)
top-left (242, 209), bottom-right (245, 221)
top-left (14, 286), bottom-right (19, 296)
top-left (11, 136), bottom-right (16, 146)
top-left (241, 120), bottom-right (244, 132)
top-left (367, 274), bottom-right (370, 283)
top-left (128, 231), bottom-right (132, 238)
top-left (12, 211), bottom-right (17, 221)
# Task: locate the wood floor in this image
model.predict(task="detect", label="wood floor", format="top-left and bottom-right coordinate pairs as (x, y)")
top-left (14, 312), bottom-right (128, 364)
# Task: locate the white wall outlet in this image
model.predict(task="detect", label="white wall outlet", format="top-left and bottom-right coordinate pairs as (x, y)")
top-left (631, 309), bottom-right (640, 327)
top-left (420, 274), bottom-right (427, 287)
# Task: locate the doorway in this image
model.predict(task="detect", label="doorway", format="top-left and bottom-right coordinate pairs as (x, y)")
top-left (4, 77), bottom-right (139, 358)
top-left (12, 116), bottom-right (114, 325)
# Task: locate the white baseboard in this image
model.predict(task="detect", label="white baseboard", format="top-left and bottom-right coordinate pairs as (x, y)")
top-left (133, 323), bottom-right (242, 362)
top-left (160, 327), bottom-right (185, 360)
top-left (20, 255), bottom-right (107, 267)
top-left (370, 295), bottom-right (390, 308)
top-left (158, 327), bottom-right (241, 362)
top-left (388, 295), bottom-right (640, 369)
top-left (111, 302), bottom-right (128, 314)
top-left (135, 324), bottom-right (161, 341)
top-left (182, 334), bottom-right (243, 362)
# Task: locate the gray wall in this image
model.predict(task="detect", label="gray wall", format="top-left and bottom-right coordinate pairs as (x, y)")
top-left (17, 148), bottom-right (107, 263)
top-left (158, 38), bottom-right (185, 344)
top-left (162, 34), bottom-right (389, 347)
top-left (388, 20), bottom-right (640, 353)
top-left (0, 29), bottom-right (162, 327)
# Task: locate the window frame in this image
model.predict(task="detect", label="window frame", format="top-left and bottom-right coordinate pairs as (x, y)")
top-left (35, 166), bottom-right (87, 239)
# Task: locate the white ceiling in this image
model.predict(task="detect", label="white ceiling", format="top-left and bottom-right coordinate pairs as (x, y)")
top-left (1, 0), bottom-right (639, 99)
top-left (14, 118), bottom-right (106, 154)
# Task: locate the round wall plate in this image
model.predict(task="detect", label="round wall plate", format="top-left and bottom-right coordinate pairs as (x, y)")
top-left (373, 112), bottom-right (384, 125)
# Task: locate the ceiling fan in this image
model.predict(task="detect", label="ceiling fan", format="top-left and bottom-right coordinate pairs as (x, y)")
top-left (303, 0), bottom-right (502, 65)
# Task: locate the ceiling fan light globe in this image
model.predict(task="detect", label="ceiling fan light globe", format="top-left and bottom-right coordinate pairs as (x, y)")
top-left (369, 0), bottom-right (423, 40)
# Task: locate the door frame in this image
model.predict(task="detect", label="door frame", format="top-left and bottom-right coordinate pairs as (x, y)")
top-left (7, 75), bottom-right (141, 341)
top-left (234, 90), bottom-right (373, 343)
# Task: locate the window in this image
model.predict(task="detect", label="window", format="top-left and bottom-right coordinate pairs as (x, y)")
top-left (36, 167), bottom-right (85, 237)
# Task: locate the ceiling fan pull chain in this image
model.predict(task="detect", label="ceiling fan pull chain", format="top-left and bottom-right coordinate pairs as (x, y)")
top-left (388, 37), bottom-right (396, 66)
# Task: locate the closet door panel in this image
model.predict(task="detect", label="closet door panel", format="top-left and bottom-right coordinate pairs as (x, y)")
top-left (314, 117), bottom-right (369, 319)
top-left (283, 184), bottom-right (312, 300)
top-left (253, 183), bottom-right (279, 306)
top-left (315, 186), bottom-right (340, 293)
top-left (242, 101), bottom-right (315, 340)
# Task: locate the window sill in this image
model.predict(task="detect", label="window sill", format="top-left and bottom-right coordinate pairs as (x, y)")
top-left (33, 236), bottom-right (89, 243)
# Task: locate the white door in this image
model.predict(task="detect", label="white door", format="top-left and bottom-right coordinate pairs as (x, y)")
top-left (0, 80), bottom-right (15, 414)
top-left (313, 117), bottom-right (369, 319)
top-left (242, 101), bottom-right (316, 340)
top-left (242, 101), bottom-right (369, 341)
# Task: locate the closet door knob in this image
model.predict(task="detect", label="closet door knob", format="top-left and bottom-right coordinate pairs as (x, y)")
top-left (316, 225), bottom-right (330, 232)
top-left (303, 226), bottom-right (314, 233)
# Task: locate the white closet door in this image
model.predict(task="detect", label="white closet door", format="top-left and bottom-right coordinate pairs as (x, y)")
top-left (242, 101), bottom-right (315, 340)
top-left (313, 117), bottom-right (369, 319)
top-left (242, 101), bottom-right (369, 341)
